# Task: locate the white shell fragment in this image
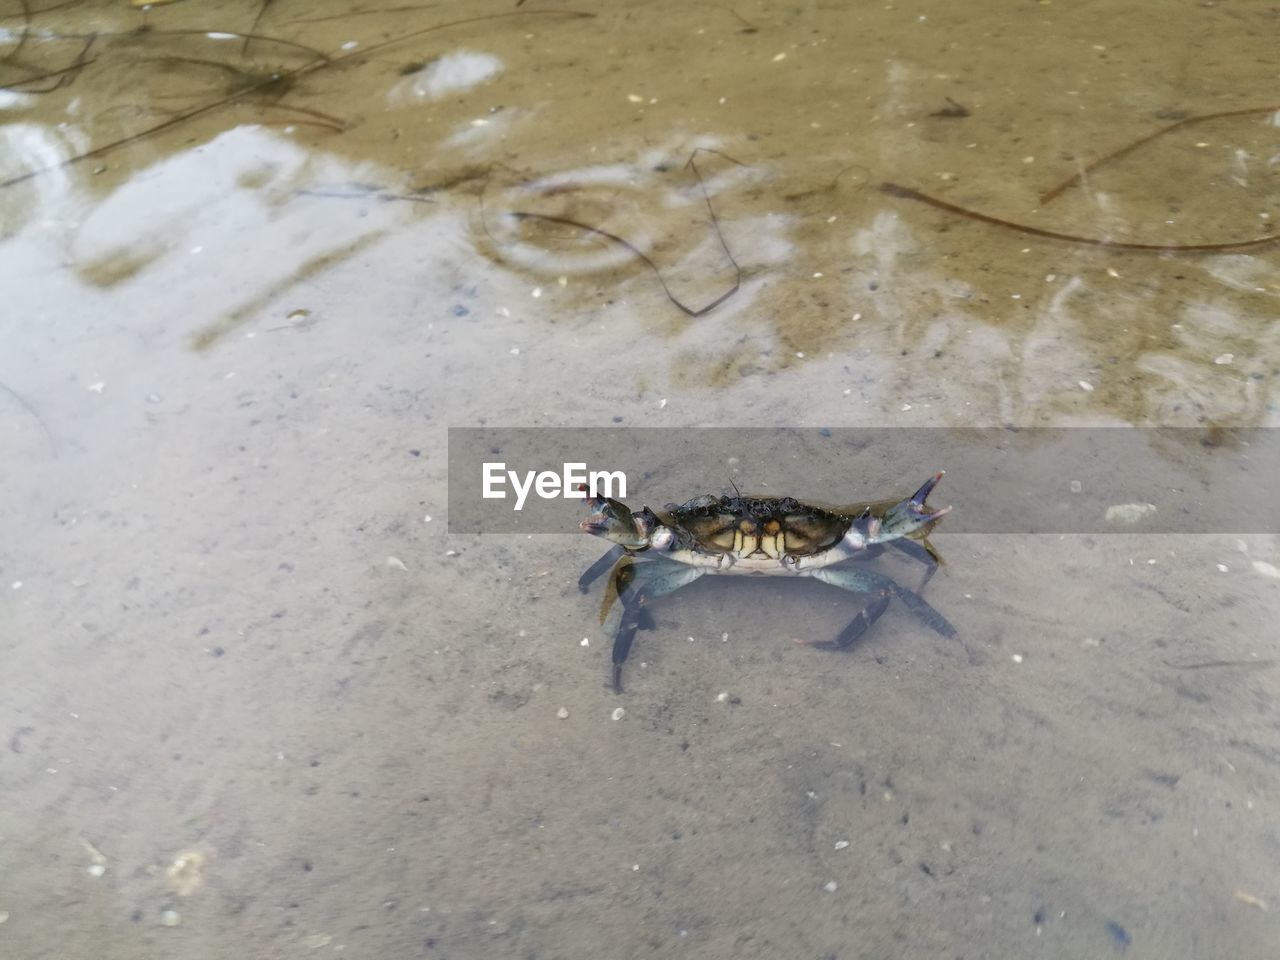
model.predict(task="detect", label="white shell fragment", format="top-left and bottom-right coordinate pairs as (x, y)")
top-left (80, 838), bottom-right (107, 865)
top-left (166, 850), bottom-right (207, 896)
top-left (556, 707), bottom-right (569, 719)
top-left (834, 840), bottom-right (850, 850)
top-left (823, 881), bottom-right (838, 892)
top-left (386, 557), bottom-right (408, 571)
top-left (611, 707), bottom-right (625, 721)
top-left (1105, 503), bottom-right (1157, 525)
top-left (160, 910), bottom-right (181, 927)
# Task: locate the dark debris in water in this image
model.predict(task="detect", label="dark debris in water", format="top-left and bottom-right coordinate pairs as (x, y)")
top-left (1106, 920), bottom-right (1132, 951)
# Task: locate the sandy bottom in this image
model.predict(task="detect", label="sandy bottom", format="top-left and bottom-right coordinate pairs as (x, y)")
top-left (2, 0), bottom-right (1279, 957)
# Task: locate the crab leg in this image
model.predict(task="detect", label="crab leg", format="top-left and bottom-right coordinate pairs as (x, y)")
top-left (805, 566), bottom-right (956, 649)
top-left (857, 537), bottom-right (943, 584)
top-left (798, 587), bottom-right (895, 651)
top-left (578, 544), bottom-right (626, 594)
top-left (608, 558), bottom-right (706, 693)
top-left (887, 537), bottom-right (943, 589)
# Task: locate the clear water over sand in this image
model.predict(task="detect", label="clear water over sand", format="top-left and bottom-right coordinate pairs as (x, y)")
top-left (2, 2), bottom-right (1278, 957)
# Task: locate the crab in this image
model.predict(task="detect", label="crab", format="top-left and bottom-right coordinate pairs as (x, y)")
top-left (578, 474), bottom-right (957, 691)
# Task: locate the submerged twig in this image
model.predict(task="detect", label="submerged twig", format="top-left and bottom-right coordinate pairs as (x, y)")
top-left (4, 0), bottom-right (32, 66)
top-left (51, 27), bottom-right (334, 63)
top-left (255, 101), bottom-right (347, 129)
top-left (1, 31), bottom-right (96, 93)
top-left (0, 380), bottom-right (56, 455)
top-left (1040, 104), bottom-right (1280, 204)
top-left (880, 181), bottom-right (1280, 252)
top-left (885, 104), bottom-right (1280, 252)
top-left (243, 0), bottom-right (275, 55)
top-left (1, 56), bottom-right (96, 93)
top-left (498, 147), bottom-right (744, 317)
top-left (1, 10), bottom-right (593, 190)
top-left (298, 186), bottom-right (434, 203)
top-left (0, 0), bottom-right (81, 18)
top-left (1162, 658), bottom-right (1276, 670)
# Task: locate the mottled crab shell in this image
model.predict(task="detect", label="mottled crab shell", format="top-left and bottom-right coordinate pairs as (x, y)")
top-left (658, 495), bottom-right (870, 559)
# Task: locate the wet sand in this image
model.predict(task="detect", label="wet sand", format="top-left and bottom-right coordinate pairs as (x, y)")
top-left (2, 1), bottom-right (1279, 957)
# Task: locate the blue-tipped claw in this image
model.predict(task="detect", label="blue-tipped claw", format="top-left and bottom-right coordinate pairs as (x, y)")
top-left (578, 483), bottom-right (651, 549)
top-left (877, 471), bottom-right (951, 541)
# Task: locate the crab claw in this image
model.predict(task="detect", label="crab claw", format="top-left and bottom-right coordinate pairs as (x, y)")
top-left (875, 472), bottom-right (951, 542)
top-left (579, 486), bottom-right (651, 550)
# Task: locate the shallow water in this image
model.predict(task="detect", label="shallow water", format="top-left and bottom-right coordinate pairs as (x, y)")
top-left (2, 1), bottom-right (1279, 957)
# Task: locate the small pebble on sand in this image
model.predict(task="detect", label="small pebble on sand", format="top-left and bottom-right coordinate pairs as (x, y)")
top-left (160, 910), bottom-right (181, 927)
top-left (1233, 890), bottom-right (1267, 910)
top-left (556, 707), bottom-right (569, 719)
top-left (834, 840), bottom-right (849, 850)
top-left (1105, 503), bottom-right (1156, 525)
top-left (823, 881), bottom-right (838, 893)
